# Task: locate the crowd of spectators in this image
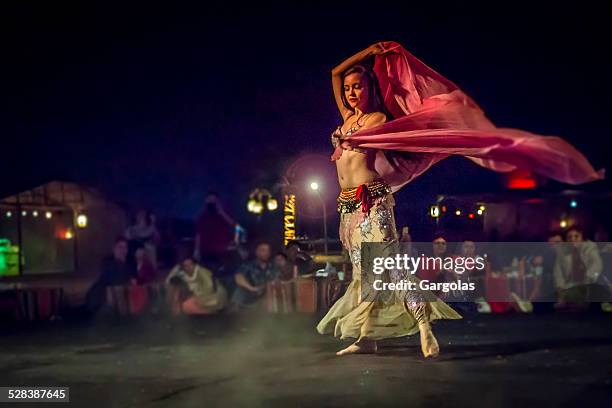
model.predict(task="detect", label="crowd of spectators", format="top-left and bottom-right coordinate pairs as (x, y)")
top-left (83, 192), bottom-right (612, 318)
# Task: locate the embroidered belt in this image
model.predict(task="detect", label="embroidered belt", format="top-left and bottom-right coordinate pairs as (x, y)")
top-left (337, 179), bottom-right (392, 214)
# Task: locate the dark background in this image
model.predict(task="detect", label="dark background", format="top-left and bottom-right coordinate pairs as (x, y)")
top-left (2, 1), bottom-right (610, 237)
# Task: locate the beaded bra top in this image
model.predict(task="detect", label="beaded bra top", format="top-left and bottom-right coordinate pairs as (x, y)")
top-left (330, 114), bottom-right (372, 153)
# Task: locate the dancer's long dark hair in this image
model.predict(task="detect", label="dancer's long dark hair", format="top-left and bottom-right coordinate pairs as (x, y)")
top-left (340, 62), bottom-right (394, 120)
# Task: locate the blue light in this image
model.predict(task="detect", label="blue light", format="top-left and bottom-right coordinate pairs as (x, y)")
top-left (570, 199), bottom-right (578, 208)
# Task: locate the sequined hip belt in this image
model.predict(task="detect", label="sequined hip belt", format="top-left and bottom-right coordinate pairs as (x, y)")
top-left (337, 178), bottom-right (392, 214)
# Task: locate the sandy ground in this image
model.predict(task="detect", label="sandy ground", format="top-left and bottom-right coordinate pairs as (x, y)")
top-left (1, 312), bottom-right (611, 407)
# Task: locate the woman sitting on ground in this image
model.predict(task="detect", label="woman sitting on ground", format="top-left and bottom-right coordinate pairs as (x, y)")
top-left (166, 256), bottom-right (228, 315)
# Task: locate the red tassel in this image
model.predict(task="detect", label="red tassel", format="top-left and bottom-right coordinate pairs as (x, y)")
top-left (356, 184), bottom-right (371, 213)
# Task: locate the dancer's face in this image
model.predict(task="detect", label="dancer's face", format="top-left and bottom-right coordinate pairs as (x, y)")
top-left (344, 72), bottom-right (370, 111)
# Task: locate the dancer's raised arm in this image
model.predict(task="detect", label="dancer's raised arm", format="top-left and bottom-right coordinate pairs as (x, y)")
top-left (332, 43), bottom-right (384, 120)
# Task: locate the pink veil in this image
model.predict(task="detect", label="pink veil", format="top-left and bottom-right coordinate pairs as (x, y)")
top-left (332, 41), bottom-right (604, 192)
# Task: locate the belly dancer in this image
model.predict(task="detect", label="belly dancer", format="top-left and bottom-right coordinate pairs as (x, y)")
top-left (316, 42), bottom-right (603, 358)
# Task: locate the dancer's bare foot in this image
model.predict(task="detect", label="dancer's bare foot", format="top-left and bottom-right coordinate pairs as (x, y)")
top-left (336, 339), bottom-right (377, 356)
top-left (419, 323), bottom-right (439, 358)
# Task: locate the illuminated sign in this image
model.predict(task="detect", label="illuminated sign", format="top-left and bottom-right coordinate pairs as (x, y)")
top-left (283, 194), bottom-right (296, 246)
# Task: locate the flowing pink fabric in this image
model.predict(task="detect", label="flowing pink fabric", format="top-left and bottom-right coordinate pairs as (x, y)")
top-left (332, 41), bottom-right (604, 192)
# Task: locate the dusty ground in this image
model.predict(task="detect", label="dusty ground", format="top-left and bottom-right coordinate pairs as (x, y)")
top-left (1, 312), bottom-right (611, 407)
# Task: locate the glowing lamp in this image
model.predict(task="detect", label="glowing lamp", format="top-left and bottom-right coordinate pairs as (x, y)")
top-left (252, 202), bottom-right (263, 214)
top-left (45, 211), bottom-right (53, 219)
top-left (267, 198), bottom-right (278, 211)
top-left (76, 214), bottom-right (88, 228)
top-left (560, 219), bottom-right (568, 229)
top-left (430, 205), bottom-right (440, 218)
top-left (570, 200), bottom-right (578, 208)
top-left (33, 211), bottom-right (39, 217)
top-left (310, 181), bottom-right (319, 191)
top-left (455, 209), bottom-right (461, 216)
top-left (468, 213), bottom-right (475, 219)
top-left (247, 198), bottom-right (258, 213)
top-left (5, 211), bottom-right (11, 218)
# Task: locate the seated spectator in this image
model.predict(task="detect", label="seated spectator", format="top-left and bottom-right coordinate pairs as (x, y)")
top-left (165, 256), bottom-right (228, 315)
top-left (135, 246), bottom-right (157, 285)
top-left (554, 226), bottom-right (603, 311)
top-left (285, 241), bottom-right (315, 277)
top-left (85, 237), bottom-right (135, 314)
top-left (417, 236), bottom-right (448, 284)
top-left (399, 226), bottom-right (419, 258)
top-left (231, 242), bottom-right (279, 308)
top-left (273, 252), bottom-right (294, 281)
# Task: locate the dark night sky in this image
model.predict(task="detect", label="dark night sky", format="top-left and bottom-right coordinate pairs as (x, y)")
top-left (2, 2), bottom-right (610, 232)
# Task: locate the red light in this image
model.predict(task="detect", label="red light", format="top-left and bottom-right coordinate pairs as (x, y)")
top-left (441, 206), bottom-right (447, 212)
top-left (506, 170), bottom-right (537, 189)
top-left (468, 213), bottom-right (475, 219)
top-left (56, 228), bottom-right (74, 240)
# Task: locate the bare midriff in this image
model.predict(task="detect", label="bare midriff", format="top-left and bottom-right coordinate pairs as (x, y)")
top-left (335, 148), bottom-right (380, 189)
